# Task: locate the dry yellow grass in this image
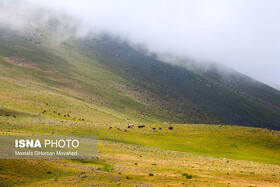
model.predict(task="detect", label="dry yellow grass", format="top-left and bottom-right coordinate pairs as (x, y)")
top-left (5, 140), bottom-right (277, 187)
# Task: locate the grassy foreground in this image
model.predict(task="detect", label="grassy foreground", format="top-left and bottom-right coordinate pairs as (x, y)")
top-left (0, 114), bottom-right (280, 186)
top-left (1, 139), bottom-right (280, 187)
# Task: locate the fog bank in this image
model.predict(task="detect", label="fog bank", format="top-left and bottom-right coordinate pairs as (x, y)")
top-left (1, 0), bottom-right (280, 86)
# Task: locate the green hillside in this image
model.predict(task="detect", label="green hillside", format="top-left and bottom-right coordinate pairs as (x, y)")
top-left (76, 36), bottom-right (280, 129)
top-left (0, 25), bottom-right (279, 129)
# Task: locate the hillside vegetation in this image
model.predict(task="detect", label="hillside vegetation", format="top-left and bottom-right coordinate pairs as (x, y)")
top-left (0, 23), bottom-right (280, 186)
top-left (0, 25), bottom-right (280, 129)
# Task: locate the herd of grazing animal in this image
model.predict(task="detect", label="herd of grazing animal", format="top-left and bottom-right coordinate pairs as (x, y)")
top-left (1, 110), bottom-right (174, 132)
top-left (108, 124), bottom-right (174, 132)
top-left (0, 108), bottom-right (84, 122)
top-left (1, 104), bottom-right (86, 124)
top-left (41, 106), bottom-right (85, 122)
top-left (1, 104), bottom-right (175, 133)
top-left (0, 113), bottom-right (17, 118)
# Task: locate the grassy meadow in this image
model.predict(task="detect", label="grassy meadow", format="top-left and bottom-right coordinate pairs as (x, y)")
top-left (0, 28), bottom-right (279, 186)
top-left (0, 87), bottom-right (279, 186)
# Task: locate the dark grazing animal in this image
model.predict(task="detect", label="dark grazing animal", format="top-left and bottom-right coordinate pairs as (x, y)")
top-left (138, 125), bottom-right (145, 128)
top-left (168, 126), bottom-right (173, 130)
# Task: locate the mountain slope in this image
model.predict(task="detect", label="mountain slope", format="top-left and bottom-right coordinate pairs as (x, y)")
top-left (75, 36), bottom-right (280, 129)
top-left (0, 26), bottom-right (279, 129)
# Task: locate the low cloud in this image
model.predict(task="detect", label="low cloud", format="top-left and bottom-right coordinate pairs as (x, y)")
top-left (1, 0), bottom-right (280, 86)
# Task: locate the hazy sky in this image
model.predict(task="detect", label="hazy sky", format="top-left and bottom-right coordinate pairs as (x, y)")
top-left (2, 0), bottom-right (280, 86)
